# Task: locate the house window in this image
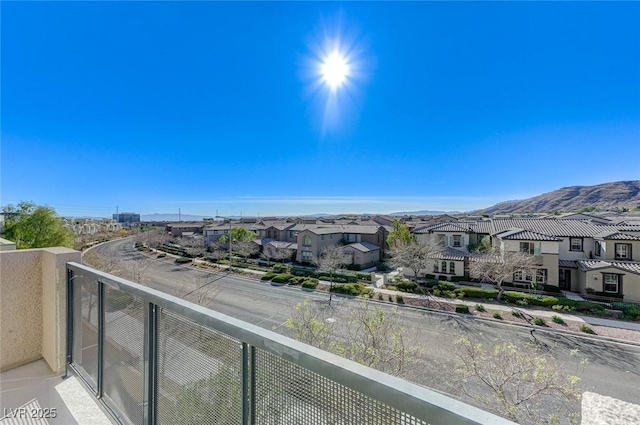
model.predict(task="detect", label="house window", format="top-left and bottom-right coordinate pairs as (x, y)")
top-left (594, 241), bottom-right (601, 257)
top-left (433, 262), bottom-right (439, 273)
top-left (615, 243), bottom-right (631, 260)
top-left (603, 274), bottom-right (620, 293)
top-left (453, 235), bottom-right (461, 247)
top-left (449, 262), bottom-right (456, 274)
top-left (570, 238), bottom-right (583, 252)
top-left (370, 253), bottom-right (375, 262)
top-left (301, 251), bottom-right (312, 262)
top-left (437, 234), bottom-right (445, 246)
top-left (441, 261), bottom-right (447, 273)
top-left (214, 230), bottom-right (218, 234)
top-left (321, 235), bottom-right (324, 240)
top-left (520, 242), bottom-right (541, 255)
top-left (303, 235), bottom-right (311, 246)
top-left (514, 268), bottom-right (547, 284)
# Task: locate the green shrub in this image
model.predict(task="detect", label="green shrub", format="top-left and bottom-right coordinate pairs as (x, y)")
top-left (438, 275), bottom-right (449, 282)
top-left (517, 299), bottom-right (529, 306)
top-left (435, 282), bottom-right (455, 292)
top-left (301, 280), bottom-right (318, 290)
top-left (618, 304), bottom-right (640, 320)
top-left (455, 288), bottom-right (498, 300)
top-left (540, 296), bottom-right (560, 307)
top-left (378, 293), bottom-right (384, 301)
top-left (424, 273), bottom-right (435, 279)
top-left (455, 304), bottom-right (470, 314)
top-left (175, 257), bottom-right (192, 264)
top-left (396, 295), bottom-right (404, 304)
top-left (475, 304), bottom-right (486, 312)
top-left (492, 311), bottom-right (503, 320)
top-left (552, 315), bottom-right (565, 325)
top-left (396, 281), bottom-right (423, 294)
top-left (157, 253), bottom-right (166, 258)
top-left (451, 276), bottom-right (467, 282)
top-left (533, 317), bottom-right (546, 326)
top-left (288, 276), bottom-right (304, 286)
top-left (271, 273), bottom-right (294, 284)
top-left (331, 283), bottom-right (373, 297)
top-left (346, 264), bottom-right (362, 271)
top-left (580, 324), bottom-right (596, 334)
top-left (356, 273), bottom-right (371, 281)
top-left (512, 310), bottom-right (523, 318)
top-left (261, 272), bottom-right (277, 281)
top-left (542, 284), bottom-right (562, 293)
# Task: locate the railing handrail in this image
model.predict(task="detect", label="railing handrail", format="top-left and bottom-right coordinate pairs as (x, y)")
top-left (67, 262), bottom-right (515, 425)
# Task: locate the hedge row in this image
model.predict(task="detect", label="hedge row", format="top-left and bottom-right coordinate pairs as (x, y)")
top-left (330, 283), bottom-right (373, 297)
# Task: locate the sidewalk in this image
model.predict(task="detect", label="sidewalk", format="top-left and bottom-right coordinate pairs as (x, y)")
top-left (373, 287), bottom-right (640, 332)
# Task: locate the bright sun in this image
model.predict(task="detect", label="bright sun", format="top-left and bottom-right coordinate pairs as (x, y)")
top-left (321, 52), bottom-right (349, 90)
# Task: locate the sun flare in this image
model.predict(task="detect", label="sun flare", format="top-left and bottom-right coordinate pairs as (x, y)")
top-left (321, 52), bottom-right (349, 90)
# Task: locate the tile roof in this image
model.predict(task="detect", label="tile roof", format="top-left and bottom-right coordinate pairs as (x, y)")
top-left (601, 233), bottom-right (640, 241)
top-left (491, 219), bottom-right (640, 238)
top-left (413, 222), bottom-right (473, 234)
top-left (469, 221), bottom-right (493, 234)
top-left (494, 228), bottom-right (560, 241)
top-left (576, 260), bottom-right (640, 275)
top-left (429, 248), bottom-right (466, 261)
top-left (559, 260), bottom-right (578, 269)
top-left (344, 242), bottom-right (380, 253)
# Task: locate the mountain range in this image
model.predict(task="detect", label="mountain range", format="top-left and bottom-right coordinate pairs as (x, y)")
top-left (479, 180), bottom-right (640, 214)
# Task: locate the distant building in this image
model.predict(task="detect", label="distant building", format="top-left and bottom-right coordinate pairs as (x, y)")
top-left (113, 212), bottom-right (140, 225)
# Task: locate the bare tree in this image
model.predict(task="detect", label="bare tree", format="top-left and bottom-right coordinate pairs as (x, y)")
top-left (120, 257), bottom-right (153, 286)
top-left (181, 236), bottom-right (207, 258)
top-left (83, 248), bottom-right (121, 274)
top-left (285, 298), bottom-right (417, 376)
top-left (314, 245), bottom-right (346, 303)
top-left (442, 334), bottom-right (585, 424)
top-left (468, 244), bottom-right (540, 300)
top-left (261, 244), bottom-right (294, 267)
top-left (389, 238), bottom-right (441, 282)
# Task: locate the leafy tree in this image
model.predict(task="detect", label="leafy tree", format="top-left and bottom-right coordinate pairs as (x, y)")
top-left (2, 201), bottom-right (74, 249)
top-left (386, 219), bottom-right (413, 249)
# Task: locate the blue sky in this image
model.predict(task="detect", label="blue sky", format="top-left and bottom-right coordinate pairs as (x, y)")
top-left (2, 2), bottom-right (639, 217)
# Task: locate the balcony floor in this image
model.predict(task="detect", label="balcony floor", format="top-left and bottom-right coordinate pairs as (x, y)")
top-left (0, 360), bottom-right (112, 425)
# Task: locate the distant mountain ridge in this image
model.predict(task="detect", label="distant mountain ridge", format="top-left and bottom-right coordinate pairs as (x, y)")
top-left (480, 181), bottom-right (640, 214)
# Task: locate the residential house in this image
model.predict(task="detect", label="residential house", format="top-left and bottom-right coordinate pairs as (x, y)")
top-left (342, 242), bottom-right (380, 270)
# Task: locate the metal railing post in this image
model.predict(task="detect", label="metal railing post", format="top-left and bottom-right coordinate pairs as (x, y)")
top-left (143, 302), bottom-right (158, 425)
top-left (250, 345), bottom-right (256, 425)
top-left (65, 268), bottom-right (74, 378)
top-left (97, 281), bottom-right (105, 398)
top-left (242, 342), bottom-right (250, 425)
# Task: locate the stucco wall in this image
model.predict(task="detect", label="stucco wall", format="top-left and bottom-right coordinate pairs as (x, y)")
top-left (604, 240), bottom-right (640, 262)
top-left (0, 247), bottom-right (81, 373)
top-left (1, 249), bottom-right (43, 371)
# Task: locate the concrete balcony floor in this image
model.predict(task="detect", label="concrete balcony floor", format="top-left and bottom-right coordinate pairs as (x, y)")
top-left (0, 360), bottom-right (112, 425)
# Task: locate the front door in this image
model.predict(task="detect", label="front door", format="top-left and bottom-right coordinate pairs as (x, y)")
top-left (559, 269), bottom-right (571, 290)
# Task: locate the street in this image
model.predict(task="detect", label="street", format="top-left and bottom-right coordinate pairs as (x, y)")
top-left (94, 238), bottom-right (640, 407)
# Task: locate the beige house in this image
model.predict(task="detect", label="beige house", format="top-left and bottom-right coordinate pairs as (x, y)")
top-left (342, 242), bottom-right (380, 269)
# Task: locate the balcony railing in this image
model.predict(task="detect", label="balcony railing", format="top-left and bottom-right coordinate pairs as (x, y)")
top-left (66, 262), bottom-right (514, 425)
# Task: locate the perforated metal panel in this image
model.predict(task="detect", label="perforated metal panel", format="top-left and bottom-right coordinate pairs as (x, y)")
top-left (156, 309), bottom-right (243, 425)
top-left (102, 286), bottom-right (145, 425)
top-left (72, 276), bottom-right (99, 390)
top-left (253, 348), bottom-right (429, 425)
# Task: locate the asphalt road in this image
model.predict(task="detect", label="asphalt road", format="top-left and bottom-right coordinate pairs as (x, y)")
top-left (93, 238), bottom-right (640, 407)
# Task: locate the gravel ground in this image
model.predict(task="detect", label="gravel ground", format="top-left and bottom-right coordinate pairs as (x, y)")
top-left (403, 298), bottom-right (640, 343)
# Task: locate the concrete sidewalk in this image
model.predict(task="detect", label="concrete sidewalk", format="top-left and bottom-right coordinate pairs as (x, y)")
top-left (373, 287), bottom-right (640, 332)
